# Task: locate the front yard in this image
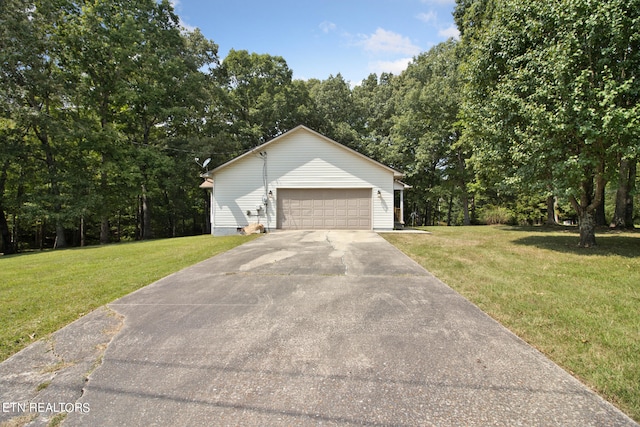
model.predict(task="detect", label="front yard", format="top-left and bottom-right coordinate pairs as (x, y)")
top-left (383, 226), bottom-right (640, 422)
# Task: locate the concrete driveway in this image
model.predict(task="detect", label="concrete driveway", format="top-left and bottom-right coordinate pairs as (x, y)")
top-left (1, 231), bottom-right (636, 426)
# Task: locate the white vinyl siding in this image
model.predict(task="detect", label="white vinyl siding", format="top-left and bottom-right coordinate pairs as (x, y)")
top-left (210, 128), bottom-right (395, 234)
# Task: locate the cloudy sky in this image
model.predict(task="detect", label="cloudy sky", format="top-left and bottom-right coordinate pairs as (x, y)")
top-left (172, 0), bottom-right (459, 85)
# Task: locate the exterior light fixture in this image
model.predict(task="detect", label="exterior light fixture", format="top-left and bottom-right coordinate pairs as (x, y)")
top-left (268, 190), bottom-right (273, 198)
top-left (377, 190), bottom-right (382, 198)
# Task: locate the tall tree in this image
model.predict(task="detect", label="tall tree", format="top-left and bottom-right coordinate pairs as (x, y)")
top-left (390, 40), bottom-right (470, 225)
top-left (215, 50), bottom-right (301, 149)
top-left (307, 74), bottom-right (362, 150)
top-left (458, 0), bottom-right (640, 246)
top-left (60, 0), bottom-right (140, 243)
top-left (1, 0), bottom-right (78, 249)
top-left (352, 72), bottom-right (398, 162)
top-left (119, 19), bottom-right (217, 240)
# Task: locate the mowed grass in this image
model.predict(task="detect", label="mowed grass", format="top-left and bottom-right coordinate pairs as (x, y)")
top-left (383, 226), bottom-right (640, 422)
top-left (0, 234), bottom-right (258, 362)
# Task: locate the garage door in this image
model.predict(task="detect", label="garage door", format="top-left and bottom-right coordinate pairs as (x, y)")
top-left (277, 189), bottom-right (371, 230)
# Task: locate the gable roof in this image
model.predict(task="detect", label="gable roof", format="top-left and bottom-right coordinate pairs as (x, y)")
top-left (202, 125), bottom-right (403, 178)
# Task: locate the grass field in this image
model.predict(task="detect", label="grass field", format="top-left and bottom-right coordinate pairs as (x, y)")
top-left (383, 226), bottom-right (640, 422)
top-left (0, 234), bottom-right (258, 362)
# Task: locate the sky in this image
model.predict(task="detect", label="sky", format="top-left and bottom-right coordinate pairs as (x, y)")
top-left (171, 0), bottom-right (459, 86)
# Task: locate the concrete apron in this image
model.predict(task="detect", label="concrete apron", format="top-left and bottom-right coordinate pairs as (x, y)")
top-left (1, 230), bottom-right (636, 426)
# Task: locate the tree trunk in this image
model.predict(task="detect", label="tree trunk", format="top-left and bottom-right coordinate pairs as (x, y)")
top-left (0, 161), bottom-right (16, 254)
top-left (611, 157), bottom-right (630, 229)
top-left (80, 215), bottom-right (85, 247)
top-left (446, 193), bottom-right (454, 226)
top-left (0, 208), bottom-right (14, 255)
top-left (578, 209), bottom-right (597, 248)
top-left (116, 211), bottom-right (122, 242)
top-left (141, 184), bottom-right (153, 240)
top-left (611, 156), bottom-right (637, 229)
top-left (457, 148), bottom-right (471, 225)
top-left (625, 157), bottom-right (636, 229)
top-left (37, 220), bottom-right (44, 250)
top-left (53, 221), bottom-right (66, 249)
top-left (594, 183), bottom-right (606, 226)
top-left (545, 195), bottom-right (557, 225)
top-left (571, 166), bottom-right (605, 248)
top-left (35, 129), bottom-right (67, 249)
top-left (99, 162), bottom-right (110, 244)
top-left (100, 217), bottom-right (110, 244)
top-left (424, 201), bottom-right (430, 226)
top-left (204, 190), bottom-right (211, 234)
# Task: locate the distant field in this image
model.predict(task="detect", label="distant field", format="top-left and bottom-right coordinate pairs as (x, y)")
top-left (0, 234), bottom-right (258, 362)
top-left (383, 226), bottom-right (640, 422)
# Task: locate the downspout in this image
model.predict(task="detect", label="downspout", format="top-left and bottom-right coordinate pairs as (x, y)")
top-left (259, 151), bottom-right (270, 232)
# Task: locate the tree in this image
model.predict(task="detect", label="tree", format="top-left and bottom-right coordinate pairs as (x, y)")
top-left (307, 74), bottom-right (362, 150)
top-left (389, 40), bottom-right (471, 225)
top-left (0, 0), bottom-right (79, 249)
top-left (457, 0), bottom-right (640, 246)
top-left (352, 72), bottom-right (398, 162)
top-left (59, 0), bottom-right (219, 242)
top-left (214, 50), bottom-right (302, 149)
top-left (120, 18), bottom-right (217, 240)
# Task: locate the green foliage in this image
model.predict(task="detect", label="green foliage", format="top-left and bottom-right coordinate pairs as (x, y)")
top-left (214, 50), bottom-right (307, 150)
top-left (306, 74), bottom-right (362, 150)
top-left (478, 205), bottom-right (515, 225)
top-left (457, 0), bottom-right (640, 245)
top-left (0, 0), bottom-right (219, 248)
top-left (385, 40), bottom-right (471, 225)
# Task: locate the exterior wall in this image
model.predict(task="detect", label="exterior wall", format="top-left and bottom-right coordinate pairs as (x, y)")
top-left (211, 129), bottom-right (395, 235)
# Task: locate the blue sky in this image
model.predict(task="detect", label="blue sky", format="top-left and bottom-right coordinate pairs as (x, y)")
top-left (171, 0), bottom-right (459, 85)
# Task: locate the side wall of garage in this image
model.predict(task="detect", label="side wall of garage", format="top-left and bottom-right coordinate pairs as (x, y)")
top-left (210, 129), bottom-right (395, 235)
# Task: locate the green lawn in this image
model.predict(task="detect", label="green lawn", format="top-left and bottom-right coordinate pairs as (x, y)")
top-left (0, 234), bottom-right (258, 362)
top-left (383, 226), bottom-right (640, 422)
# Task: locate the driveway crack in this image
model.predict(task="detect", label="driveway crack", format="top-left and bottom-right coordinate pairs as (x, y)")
top-left (325, 231), bottom-right (348, 275)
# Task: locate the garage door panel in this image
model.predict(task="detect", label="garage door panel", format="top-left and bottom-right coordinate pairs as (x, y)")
top-left (277, 189), bottom-right (371, 230)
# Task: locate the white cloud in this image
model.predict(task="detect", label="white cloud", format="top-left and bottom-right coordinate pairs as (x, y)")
top-left (369, 58), bottom-right (413, 76)
top-left (438, 24), bottom-right (460, 40)
top-left (319, 21), bottom-right (337, 34)
top-left (417, 11), bottom-right (437, 24)
top-left (168, 0), bottom-right (197, 32)
top-left (358, 28), bottom-right (421, 56)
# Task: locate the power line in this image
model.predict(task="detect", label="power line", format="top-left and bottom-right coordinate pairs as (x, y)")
top-left (129, 140), bottom-right (236, 156)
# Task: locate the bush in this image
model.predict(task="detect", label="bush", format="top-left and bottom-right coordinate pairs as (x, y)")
top-left (479, 205), bottom-right (515, 225)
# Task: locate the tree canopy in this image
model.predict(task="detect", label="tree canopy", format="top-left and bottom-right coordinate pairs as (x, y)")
top-left (456, 0), bottom-right (640, 246)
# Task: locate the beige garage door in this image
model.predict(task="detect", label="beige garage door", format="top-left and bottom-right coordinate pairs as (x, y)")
top-left (277, 189), bottom-right (371, 230)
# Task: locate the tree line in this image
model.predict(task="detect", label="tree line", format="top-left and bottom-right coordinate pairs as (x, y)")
top-left (1, 0), bottom-right (638, 253)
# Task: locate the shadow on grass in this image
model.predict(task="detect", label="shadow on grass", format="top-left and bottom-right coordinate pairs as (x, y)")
top-left (508, 227), bottom-right (640, 258)
top-left (0, 244), bottom-right (107, 260)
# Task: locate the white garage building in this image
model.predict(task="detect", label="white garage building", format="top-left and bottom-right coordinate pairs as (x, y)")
top-left (201, 125), bottom-right (408, 235)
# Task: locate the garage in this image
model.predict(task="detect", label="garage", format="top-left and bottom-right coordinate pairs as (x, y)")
top-left (202, 126), bottom-right (406, 235)
top-left (277, 188), bottom-right (371, 230)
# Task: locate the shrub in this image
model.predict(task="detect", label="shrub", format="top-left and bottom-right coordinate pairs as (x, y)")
top-left (479, 205), bottom-right (515, 225)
